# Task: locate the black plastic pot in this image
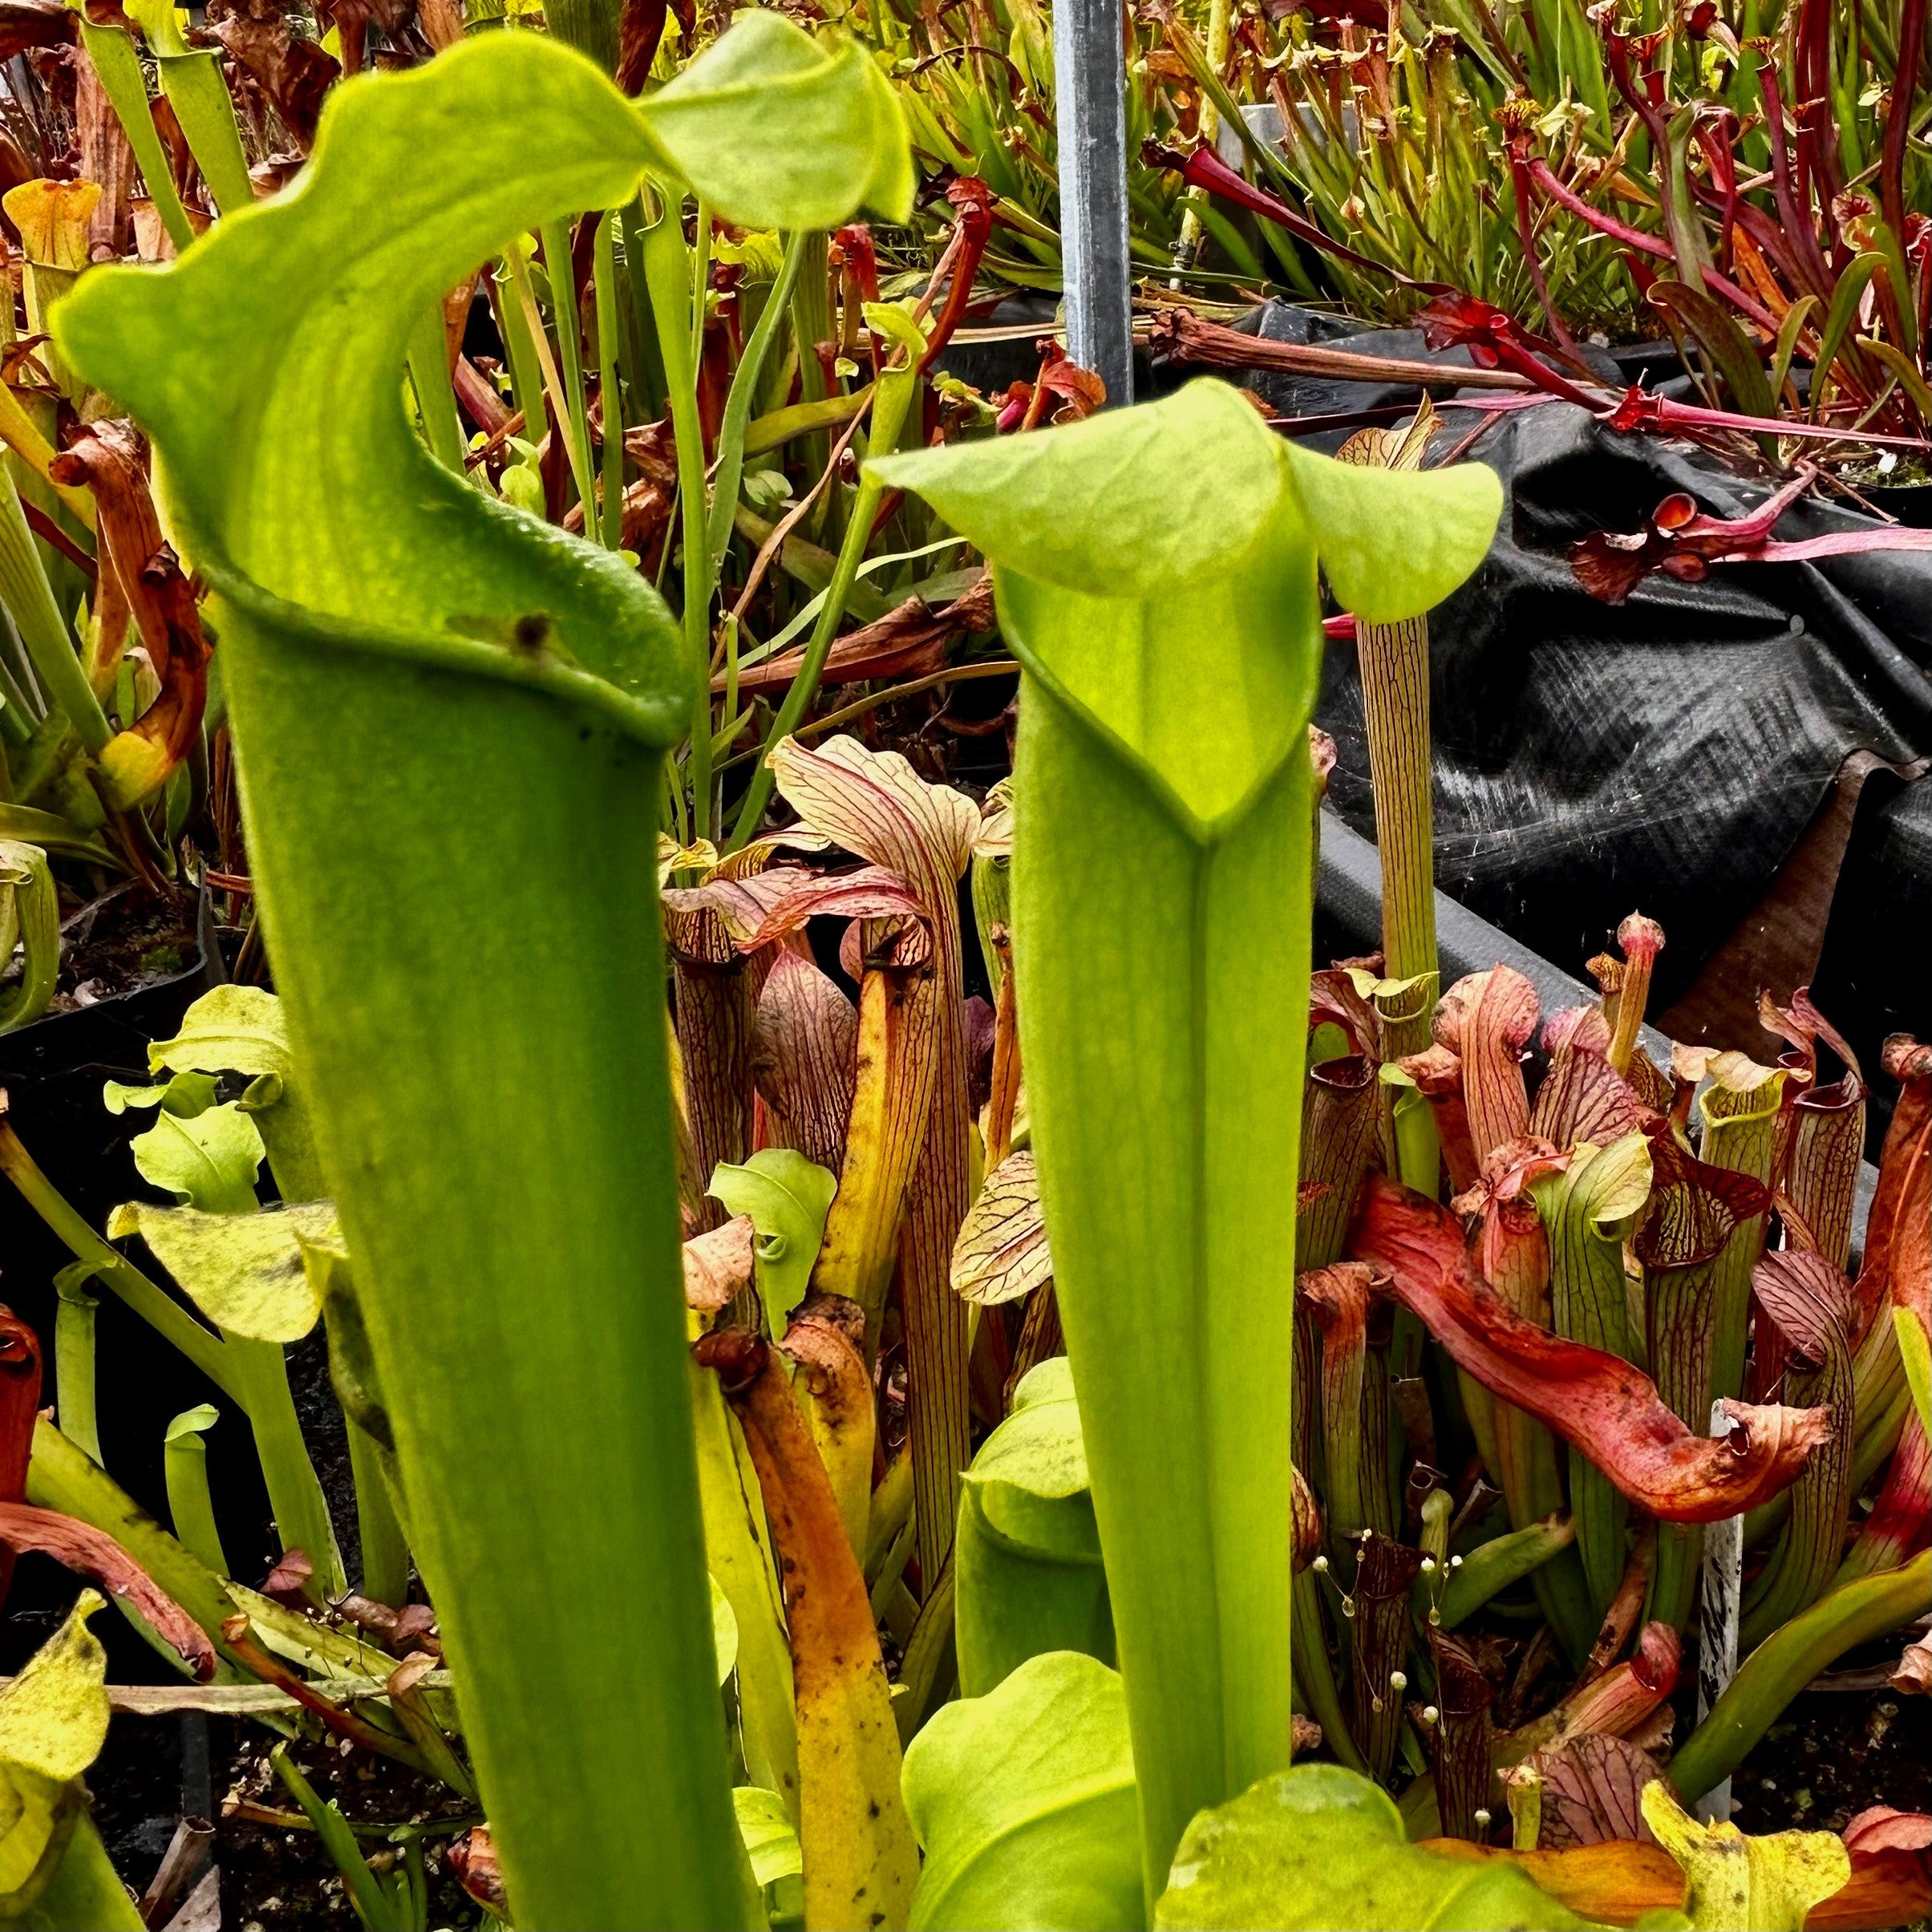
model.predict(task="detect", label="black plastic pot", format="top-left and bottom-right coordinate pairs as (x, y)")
top-left (0, 891), bottom-right (297, 1678)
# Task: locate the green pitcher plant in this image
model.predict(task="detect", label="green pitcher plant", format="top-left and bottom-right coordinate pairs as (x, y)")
top-left (52, 23), bottom-right (908, 1929)
top-left (869, 380), bottom-right (1504, 1898)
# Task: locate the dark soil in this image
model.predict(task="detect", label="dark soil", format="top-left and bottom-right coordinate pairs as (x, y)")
top-left (1727, 1684), bottom-right (1931, 1837)
top-left (71, 1664), bottom-right (1926, 1926)
top-left (49, 885), bottom-right (202, 1011)
top-left (89, 1715), bottom-right (482, 1930)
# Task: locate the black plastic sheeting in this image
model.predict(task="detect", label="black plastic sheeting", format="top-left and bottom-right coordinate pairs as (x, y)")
top-left (1196, 302), bottom-right (1932, 1090)
top-left (936, 302), bottom-right (1932, 1086)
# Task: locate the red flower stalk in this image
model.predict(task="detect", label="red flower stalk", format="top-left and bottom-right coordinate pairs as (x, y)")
top-left (1347, 1175), bottom-right (1830, 1521)
top-left (1570, 471), bottom-right (1932, 603)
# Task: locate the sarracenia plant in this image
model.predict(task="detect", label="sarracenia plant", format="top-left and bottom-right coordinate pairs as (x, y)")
top-left (55, 26), bottom-right (908, 1928)
top-left (870, 380), bottom-right (1502, 1897)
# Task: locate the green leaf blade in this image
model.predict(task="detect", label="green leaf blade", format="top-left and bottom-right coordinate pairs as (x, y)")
top-left (903, 1651), bottom-right (1143, 1932)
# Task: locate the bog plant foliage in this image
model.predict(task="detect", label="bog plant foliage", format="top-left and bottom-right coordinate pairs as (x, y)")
top-left (0, 10), bottom-right (1912, 1932)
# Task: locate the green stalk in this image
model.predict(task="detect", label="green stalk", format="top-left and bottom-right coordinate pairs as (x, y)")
top-left (52, 1266), bottom-right (102, 1464)
top-left (78, 22), bottom-right (196, 256)
top-left (490, 257), bottom-right (548, 431)
top-left (272, 1744), bottom-right (402, 1931)
top-left (619, 196), bottom-right (670, 420)
top-left (593, 212), bottom-right (626, 553)
top-left (1530, 1132), bottom-right (1650, 1618)
top-left (705, 228), bottom-right (812, 578)
top-left (164, 1404), bottom-right (229, 1578)
top-left (0, 1121), bottom-right (235, 1393)
top-left (541, 217), bottom-right (600, 527)
top-left (347, 1422), bottom-right (411, 1607)
top-left (502, 237), bottom-right (597, 513)
top-left (124, 3), bottom-right (255, 217)
top-left (226, 1335), bottom-right (345, 1598)
top-left (640, 190), bottom-right (719, 837)
top-left (1291, 1569), bottom-right (1368, 1774)
top-left (1436, 1513), bottom-right (1574, 1628)
top-left (789, 230), bottom-right (839, 539)
top-left (57, 26), bottom-right (909, 1922)
top-left (1668, 1552), bottom-right (1930, 1802)
top-left (0, 465), bottom-right (112, 755)
top-left (874, 381), bottom-right (1498, 1896)
top-left (405, 305), bottom-right (464, 474)
top-left (726, 354), bottom-right (917, 851)
top-left (1697, 1065), bottom-right (1782, 1408)
top-left (38, 1816), bottom-right (145, 1930)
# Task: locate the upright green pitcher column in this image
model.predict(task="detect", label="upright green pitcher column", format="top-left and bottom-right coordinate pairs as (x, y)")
top-left (875, 387), bottom-right (1500, 1898)
top-left (58, 28), bottom-right (908, 1928)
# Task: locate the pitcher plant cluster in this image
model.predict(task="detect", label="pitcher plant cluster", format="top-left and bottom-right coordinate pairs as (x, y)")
top-left (0, 7), bottom-right (1917, 1932)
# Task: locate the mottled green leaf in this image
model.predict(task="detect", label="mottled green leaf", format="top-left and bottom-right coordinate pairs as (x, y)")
top-left (735, 1785), bottom-right (804, 1889)
top-left (101, 1071), bottom-right (219, 1120)
top-left (127, 1104), bottom-right (263, 1215)
top-left (1156, 1763), bottom-right (1592, 1930)
top-left (903, 1651), bottom-right (1141, 1931)
top-left (0, 1593), bottom-right (109, 1782)
top-left (1641, 1780), bottom-right (1848, 1931)
top-left (104, 1199), bottom-right (336, 1342)
top-left (707, 1148), bottom-right (837, 1338)
top-left (147, 985), bottom-right (294, 1084)
top-left (957, 1360), bottom-right (1112, 1695)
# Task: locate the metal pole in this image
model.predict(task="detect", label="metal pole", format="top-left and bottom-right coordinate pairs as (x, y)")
top-left (1695, 1400), bottom-right (1743, 1827)
top-left (1052, 0), bottom-right (1135, 405)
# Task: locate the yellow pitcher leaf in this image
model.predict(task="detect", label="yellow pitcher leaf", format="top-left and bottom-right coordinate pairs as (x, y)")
top-left (2, 180), bottom-right (100, 271)
top-left (1641, 1779), bottom-right (1849, 1931)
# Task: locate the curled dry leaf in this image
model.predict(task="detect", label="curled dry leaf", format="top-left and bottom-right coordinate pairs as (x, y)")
top-left (207, 11), bottom-right (340, 151)
top-left (1347, 1177), bottom-right (1829, 1521)
top-left (46, 419), bottom-right (210, 808)
top-left (1290, 1465), bottom-right (1322, 1574)
top-left (752, 950), bottom-right (858, 1177)
top-left (448, 1825), bottom-right (508, 1916)
top-left (719, 573), bottom-right (995, 696)
top-left (682, 1215), bottom-right (756, 1316)
top-left (1517, 1733), bottom-right (1664, 1850)
top-left (692, 1326), bottom-right (918, 1931)
top-left (772, 734), bottom-right (979, 1582)
top-left (1433, 967), bottom-right (1538, 1163)
top-left (0, 1503), bottom-right (213, 1679)
top-left (951, 1148), bottom-right (1051, 1306)
top-left (1892, 1636), bottom-right (1931, 1695)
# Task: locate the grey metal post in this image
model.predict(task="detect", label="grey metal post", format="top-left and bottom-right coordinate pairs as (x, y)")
top-left (1052, 0), bottom-right (1135, 405)
top-left (1695, 1400), bottom-right (1744, 1826)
